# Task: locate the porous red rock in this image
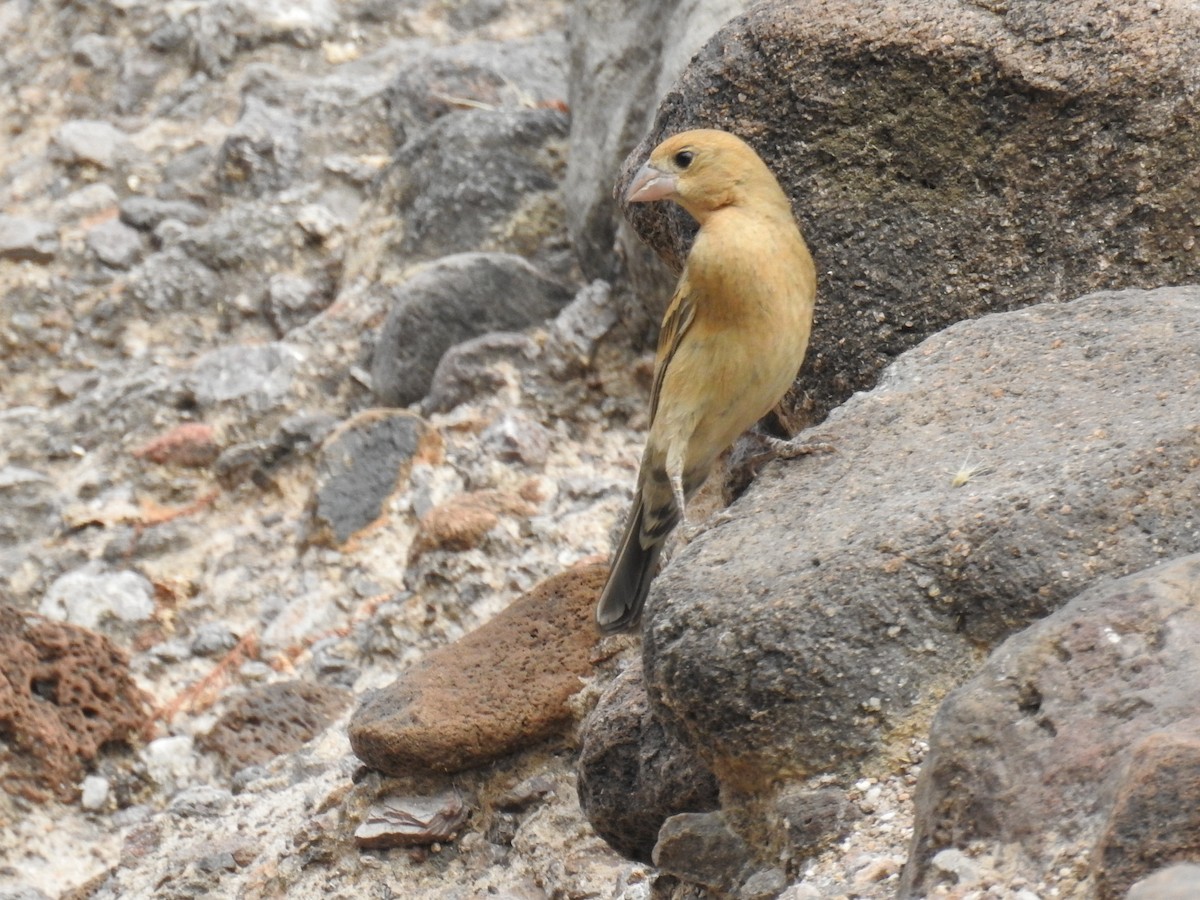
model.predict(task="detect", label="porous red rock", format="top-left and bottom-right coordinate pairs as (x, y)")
top-left (0, 606), bottom-right (152, 802)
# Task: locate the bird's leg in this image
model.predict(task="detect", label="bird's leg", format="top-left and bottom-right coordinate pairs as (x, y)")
top-left (670, 469), bottom-right (701, 542)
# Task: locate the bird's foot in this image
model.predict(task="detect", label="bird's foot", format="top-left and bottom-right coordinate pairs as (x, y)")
top-left (760, 433), bottom-right (836, 460)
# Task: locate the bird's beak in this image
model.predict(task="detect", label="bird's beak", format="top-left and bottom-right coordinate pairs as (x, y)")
top-left (625, 162), bottom-right (677, 203)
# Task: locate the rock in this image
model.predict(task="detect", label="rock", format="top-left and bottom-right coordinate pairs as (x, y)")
top-left (388, 107), bottom-right (569, 266)
top-left (0, 465), bottom-right (59, 547)
top-left (132, 423), bottom-right (221, 468)
top-left (264, 273), bottom-right (333, 336)
top-left (635, 288), bottom-right (1200, 818)
top-left (652, 811), bottom-right (753, 893)
top-left (349, 565), bottom-right (607, 775)
top-left (71, 33), bottom-right (119, 70)
top-left (384, 35), bottom-right (567, 146)
top-left (409, 488), bottom-right (539, 560)
top-left (371, 253), bottom-right (573, 407)
top-left (1127, 864), bottom-right (1200, 900)
top-left (354, 788), bottom-right (470, 849)
top-left (616, 0), bottom-right (1200, 425)
top-left (141, 734), bottom-right (197, 795)
top-left (1094, 730), bottom-right (1200, 899)
top-left (777, 787), bottom-right (857, 859)
top-left (179, 342), bottom-right (302, 411)
top-left (479, 413), bottom-right (553, 468)
top-left (423, 331), bottom-right (540, 415)
top-left (119, 196), bottom-right (209, 230)
top-left (127, 247), bottom-right (220, 313)
top-left (217, 98), bottom-right (303, 195)
top-left (577, 661), bottom-right (720, 864)
top-left (197, 680), bottom-right (350, 773)
top-left (544, 279), bottom-right (620, 375)
top-left (39, 564), bottom-right (156, 634)
top-left (0, 605), bottom-right (151, 802)
top-left (169, 785), bottom-right (234, 818)
top-left (308, 410), bottom-right (434, 548)
top-left (564, 0), bottom-right (747, 282)
top-left (0, 215), bottom-right (58, 263)
top-left (901, 554), bottom-right (1200, 897)
top-left (86, 219), bottom-right (144, 268)
top-left (189, 622), bottom-right (240, 657)
top-left (56, 183), bottom-right (120, 222)
top-left (50, 119), bottom-right (132, 169)
top-left (80, 775), bottom-right (111, 812)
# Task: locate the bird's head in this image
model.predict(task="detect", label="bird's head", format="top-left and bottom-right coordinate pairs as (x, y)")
top-left (624, 129), bottom-right (791, 222)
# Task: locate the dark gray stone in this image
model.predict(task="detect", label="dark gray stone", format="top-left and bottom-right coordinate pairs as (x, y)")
top-left (901, 554), bottom-right (1200, 897)
top-left (777, 788), bottom-right (857, 859)
top-left (309, 410), bottom-right (429, 547)
top-left (639, 287), bottom-right (1200, 809)
top-left (565, 0), bottom-right (746, 283)
top-left (371, 253), bottom-right (572, 407)
top-left (384, 35), bottom-right (567, 146)
top-left (577, 661), bottom-right (719, 864)
top-left (127, 247), bottom-right (220, 313)
top-left (653, 811), bottom-right (753, 893)
top-left (389, 107), bottom-right (568, 263)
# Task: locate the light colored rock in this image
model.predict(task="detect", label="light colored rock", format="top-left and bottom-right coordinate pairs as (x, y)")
top-left (39, 565), bottom-right (155, 631)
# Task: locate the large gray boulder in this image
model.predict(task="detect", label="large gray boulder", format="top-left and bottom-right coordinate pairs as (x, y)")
top-left (614, 0), bottom-right (1200, 423)
top-left (902, 553), bottom-right (1200, 899)
top-left (630, 286), bottom-right (1200, 844)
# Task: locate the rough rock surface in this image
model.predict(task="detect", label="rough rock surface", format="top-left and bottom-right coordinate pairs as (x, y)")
top-left (350, 565), bottom-right (607, 774)
top-left (616, 0), bottom-right (1200, 425)
top-left (307, 409), bottom-right (436, 548)
top-left (632, 287), bottom-right (1200, 872)
top-left (903, 553), bottom-right (1200, 897)
top-left (370, 252), bottom-right (574, 406)
top-left (198, 680), bottom-right (352, 772)
top-left (577, 659), bottom-right (720, 863)
top-left (0, 606), bottom-right (152, 802)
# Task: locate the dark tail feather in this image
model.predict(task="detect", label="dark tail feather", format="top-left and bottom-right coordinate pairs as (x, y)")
top-left (595, 499), bottom-right (665, 633)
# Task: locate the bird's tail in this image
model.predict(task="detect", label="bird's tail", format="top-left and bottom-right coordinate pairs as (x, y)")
top-left (595, 498), bottom-right (665, 633)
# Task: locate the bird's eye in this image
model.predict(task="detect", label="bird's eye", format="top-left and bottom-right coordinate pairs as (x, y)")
top-left (673, 150), bottom-right (694, 169)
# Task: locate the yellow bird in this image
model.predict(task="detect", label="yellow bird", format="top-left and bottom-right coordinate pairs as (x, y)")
top-left (596, 129), bottom-right (817, 633)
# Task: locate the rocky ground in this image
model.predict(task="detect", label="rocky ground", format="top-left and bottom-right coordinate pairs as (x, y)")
top-left (3, 1), bottom-right (1199, 899)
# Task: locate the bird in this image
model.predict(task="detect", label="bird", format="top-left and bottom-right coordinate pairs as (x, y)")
top-left (595, 128), bottom-right (818, 633)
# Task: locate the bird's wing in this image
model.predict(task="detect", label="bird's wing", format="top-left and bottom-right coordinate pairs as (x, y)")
top-left (648, 273), bottom-right (697, 423)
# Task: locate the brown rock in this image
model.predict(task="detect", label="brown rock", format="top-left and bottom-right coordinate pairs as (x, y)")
top-left (349, 565), bottom-right (607, 774)
top-left (133, 423), bottom-right (221, 467)
top-left (1093, 729), bottom-right (1200, 900)
top-left (0, 605), bottom-right (152, 802)
top-left (197, 680), bottom-right (351, 771)
top-left (409, 488), bottom-right (539, 560)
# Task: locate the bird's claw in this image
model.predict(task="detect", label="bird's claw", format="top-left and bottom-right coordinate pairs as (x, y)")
top-left (760, 434), bottom-right (836, 460)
